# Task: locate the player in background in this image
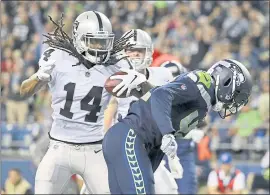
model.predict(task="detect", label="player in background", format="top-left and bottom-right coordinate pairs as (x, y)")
top-left (19, 11), bottom-right (148, 194)
top-left (102, 29), bottom-right (178, 194)
top-left (160, 60), bottom-right (188, 78)
top-left (103, 59), bottom-right (252, 194)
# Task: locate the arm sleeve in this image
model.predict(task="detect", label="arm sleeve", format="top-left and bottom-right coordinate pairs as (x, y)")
top-left (150, 79), bottom-right (198, 135)
top-left (38, 47), bottom-right (59, 86)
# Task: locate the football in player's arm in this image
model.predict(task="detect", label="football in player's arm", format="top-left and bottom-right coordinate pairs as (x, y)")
top-left (101, 29), bottom-right (179, 195)
top-left (102, 59), bottom-right (252, 194)
top-left (104, 29), bottom-right (173, 131)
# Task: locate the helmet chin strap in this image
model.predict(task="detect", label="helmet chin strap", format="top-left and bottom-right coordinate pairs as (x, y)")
top-left (212, 75), bottom-right (224, 112)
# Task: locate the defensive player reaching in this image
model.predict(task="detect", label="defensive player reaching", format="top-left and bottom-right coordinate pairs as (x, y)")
top-left (103, 29), bottom-right (179, 194)
top-left (19, 11), bottom-right (149, 194)
top-left (103, 59), bottom-right (252, 194)
top-left (107, 59), bottom-right (204, 194)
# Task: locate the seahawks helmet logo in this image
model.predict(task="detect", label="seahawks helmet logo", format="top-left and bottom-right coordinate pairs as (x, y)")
top-left (224, 59), bottom-right (246, 86)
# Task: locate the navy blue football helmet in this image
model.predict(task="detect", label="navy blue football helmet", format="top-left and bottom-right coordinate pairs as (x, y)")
top-left (207, 59), bottom-right (252, 118)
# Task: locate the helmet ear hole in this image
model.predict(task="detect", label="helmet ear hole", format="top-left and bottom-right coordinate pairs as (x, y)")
top-left (224, 78), bottom-right (232, 87)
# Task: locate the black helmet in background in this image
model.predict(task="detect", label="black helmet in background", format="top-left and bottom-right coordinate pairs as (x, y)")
top-left (160, 60), bottom-right (188, 77)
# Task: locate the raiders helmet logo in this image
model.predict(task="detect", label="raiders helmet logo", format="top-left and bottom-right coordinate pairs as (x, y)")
top-left (73, 20), bottom-right (79, 36)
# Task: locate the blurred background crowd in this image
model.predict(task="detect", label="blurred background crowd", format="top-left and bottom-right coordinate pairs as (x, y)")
top-left (1, 1), bottom-right (269, 194)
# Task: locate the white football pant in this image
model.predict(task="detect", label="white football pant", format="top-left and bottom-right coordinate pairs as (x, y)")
top-left (80, 160), bottom-right (178, 194)
top-left (154, 160), bottom-right (178, 194)
top-left (35, 140), bottom-right (109, 194)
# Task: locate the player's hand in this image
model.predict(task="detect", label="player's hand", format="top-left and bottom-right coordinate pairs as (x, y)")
top-left (168, 156), bottom-right (183, 179)
top-left (161, 134), bottom-right (177, 159)
top-left (184, 129), bottom-right (204, 143)
top-left (111, 68), bottom-right (146, 97)
top-left (37, 60), bottom-right (56, 82)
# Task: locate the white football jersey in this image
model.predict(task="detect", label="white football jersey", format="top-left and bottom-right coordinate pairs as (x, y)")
top-left (39, 47), bottom-right (129, 143)
top-left (116, 67), bottom-right (173, 120)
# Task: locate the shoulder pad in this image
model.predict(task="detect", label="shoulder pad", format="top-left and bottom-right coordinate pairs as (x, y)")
top-left (187, 70), bottom-right (212, 89)
top-left (39, 47), bottom-right (79, 68)
top-left (147, 67), bottom-right (173, 86)
top-left (39, 47), bottom-right (61, 68)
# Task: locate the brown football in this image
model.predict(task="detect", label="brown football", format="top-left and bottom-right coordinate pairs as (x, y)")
top-left (105, 71), bottom-right (129, 98)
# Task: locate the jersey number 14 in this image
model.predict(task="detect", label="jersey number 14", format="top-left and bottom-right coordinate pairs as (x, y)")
top-left (59, 83), bottom-right (103, 123)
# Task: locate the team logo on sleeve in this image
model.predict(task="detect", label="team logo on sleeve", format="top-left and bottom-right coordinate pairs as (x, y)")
top-left (180, 83), bottom-right (187, 90)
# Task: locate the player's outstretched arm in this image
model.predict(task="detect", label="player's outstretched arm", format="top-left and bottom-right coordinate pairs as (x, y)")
top-left (149, 87), bottom-right (176, 135)
top-left (20, 59), bottom-right (56, 98)
top-left (20, 73), bottom-right (49, 98)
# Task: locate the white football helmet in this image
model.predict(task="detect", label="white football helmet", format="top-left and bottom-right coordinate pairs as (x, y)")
top-left (123, 29), bottom-right (153, 70)
top-left (72, 11), bottom-right (114, 64)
